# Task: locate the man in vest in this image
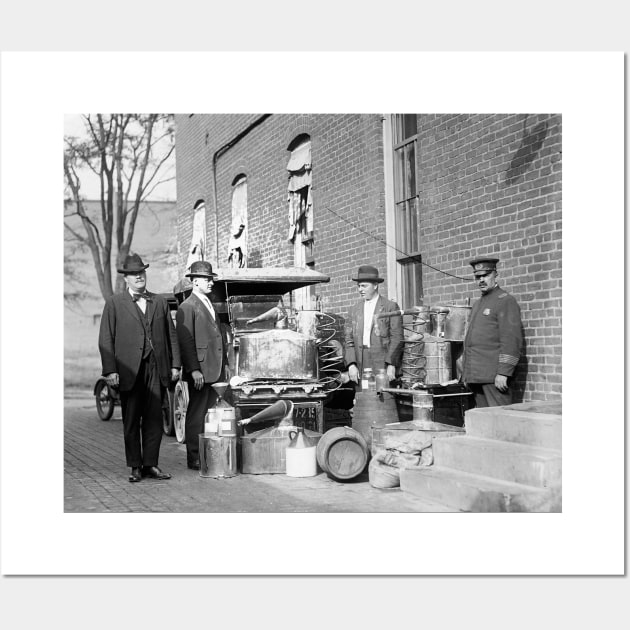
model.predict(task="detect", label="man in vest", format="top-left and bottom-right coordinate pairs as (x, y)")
top-left (463, 256), bottom-right (523, 407)
top-left (98, 254), bottom-right (181, 482)
top-left (176, 261), bottom-right (231, 470)
top-left (344, 264), bottom-right (404, 385)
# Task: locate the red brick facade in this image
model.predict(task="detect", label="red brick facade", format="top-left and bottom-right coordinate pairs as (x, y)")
top-left (174, 113), bottom-right (561, 402)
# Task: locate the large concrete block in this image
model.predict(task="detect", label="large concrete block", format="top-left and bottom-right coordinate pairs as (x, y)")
top-left (464, 404), bottom-right (562, 450)
top-left (400, 466), bottom-right (562, 512)
top-left (432, 436), bottom-right (562, 488)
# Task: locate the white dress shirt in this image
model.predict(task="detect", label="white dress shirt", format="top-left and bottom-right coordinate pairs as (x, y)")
top-left (129, 288), bottom-right (147, 314)
top-left (194, 289), bottom-right (216, 320)
top-left (362, 295), bottom-right (379, 347)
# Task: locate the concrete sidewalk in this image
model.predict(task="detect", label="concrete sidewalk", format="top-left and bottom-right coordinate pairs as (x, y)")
top-left (64, 393), bottom-right (455, 513)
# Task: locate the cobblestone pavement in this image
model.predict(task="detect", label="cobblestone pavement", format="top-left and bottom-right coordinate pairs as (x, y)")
top-left (64, 394), bottom-right (454, 513)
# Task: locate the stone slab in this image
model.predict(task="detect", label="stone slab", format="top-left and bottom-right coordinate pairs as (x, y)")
top-left (400, 465), bottom-right (562, 512)
top-left (432, 435), bottom-right (562, 488)
top-left (464, 406), bottom-right (561, 449)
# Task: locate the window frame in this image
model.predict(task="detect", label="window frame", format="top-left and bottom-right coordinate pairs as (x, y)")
top-left (392, 115), bottom-right (422, 308)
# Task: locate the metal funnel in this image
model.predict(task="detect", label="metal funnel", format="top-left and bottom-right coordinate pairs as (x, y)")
top-left (240, 399), bottom-right (295, 427)
top-left (211, 382), bottom-right (229, 400)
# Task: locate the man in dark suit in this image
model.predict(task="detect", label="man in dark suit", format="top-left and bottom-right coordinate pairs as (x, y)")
top-left (176, 261), bottom-right (231, 470)
top-left (344, 264), bottom-right (404, 385)
top-left (98, 254), bottom-right (181, 482)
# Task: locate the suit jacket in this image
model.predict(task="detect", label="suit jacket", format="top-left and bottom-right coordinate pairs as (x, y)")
top-left (344, 294), bottom-right (404, 373)
top-left (176, 292), bottom-right (228, 383)
top-left (98, 290), bottom-right (181, 392)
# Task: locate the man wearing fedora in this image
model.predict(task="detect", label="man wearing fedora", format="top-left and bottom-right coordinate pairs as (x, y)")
top-left (176, 261), bottom-right (231, 470)
top-left (344, 264), bottom-right (404, 386)
top-left (98, 254), bottom-right (181, 482)
top-left (463, 256), bottom-right (523, 407)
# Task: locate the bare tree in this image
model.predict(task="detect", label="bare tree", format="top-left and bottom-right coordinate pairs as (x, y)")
top-left (64, 114), bottom-right (175, 299)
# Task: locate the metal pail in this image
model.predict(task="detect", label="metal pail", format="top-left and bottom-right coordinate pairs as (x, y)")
top-left (421, 339), bottom-right (452, 384)
top-left (412, 391), bottom-right (434, 425)
top-left (199, 433), bottom-right (238, 478)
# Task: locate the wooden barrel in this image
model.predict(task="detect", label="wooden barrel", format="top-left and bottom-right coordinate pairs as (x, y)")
top-left (351, 390), bottom-right (399, 448)
top-left (316, 427), bottom-right (369, 481)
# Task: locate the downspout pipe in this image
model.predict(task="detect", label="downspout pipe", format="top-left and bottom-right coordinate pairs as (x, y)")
top-left (210, 114), bottom-right (272, 262)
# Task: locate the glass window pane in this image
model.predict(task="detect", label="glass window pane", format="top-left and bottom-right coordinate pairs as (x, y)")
top-left (402, 264), bottom-right (411, 309)
top-left (405, 142), bottom-right (416, 197)
top-left (394, 114), bottom-right (417, 144)
top-left (403, 114), bottom-right (417, 140)
top-left (394, 147), bottom-right (405, 202)
top-left (395, 201), bottom-right (406, 252)
top-left (399, 260), bottom-right (423, 309)
top-left (409, 198), bottom-right (418, 253)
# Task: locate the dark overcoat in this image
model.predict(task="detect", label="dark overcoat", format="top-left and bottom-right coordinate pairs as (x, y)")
top-left (98, 290), bottom-right (181, 391)
top-left (175, 293), bottom-right (228, 383)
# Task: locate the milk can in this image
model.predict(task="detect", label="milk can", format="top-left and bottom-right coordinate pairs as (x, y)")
top-left (199, 424), bottom-right (238, 479)
top-left (285, 426), bottom-right (319, 477)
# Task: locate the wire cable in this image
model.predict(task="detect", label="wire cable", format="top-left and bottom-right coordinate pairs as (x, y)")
top-left (324, 206), bottom-right (471, 281)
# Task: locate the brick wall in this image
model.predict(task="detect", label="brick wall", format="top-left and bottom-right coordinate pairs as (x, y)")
top-left (415, 114), bottom-right (562, 402)
top-left (174, 113), bottom-right (388, 325)
top-left (175, 113), bottom-right (562, 403)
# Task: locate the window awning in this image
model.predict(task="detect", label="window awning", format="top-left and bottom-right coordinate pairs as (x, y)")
top-left (286, 141), bottom-right (311, 172)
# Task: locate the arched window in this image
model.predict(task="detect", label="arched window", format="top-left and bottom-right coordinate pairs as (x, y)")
top-left (287, 135), bottom-right (315, 308)
top-left (287, 135), bottom-right (312, 249)
top-left (186, 199), bottom-right (206, 270)
top-left (227, 175), bottom-right (247, 268)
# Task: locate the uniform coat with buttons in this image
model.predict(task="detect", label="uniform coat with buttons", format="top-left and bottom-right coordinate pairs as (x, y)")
top-left (463, 285), bottom-right (523, 384)
top-left (176, 292), bottom-right (230, 464)
top-left (344, 294), bottom-right (404, 375)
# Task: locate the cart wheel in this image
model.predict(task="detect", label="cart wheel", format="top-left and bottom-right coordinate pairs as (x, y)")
top-left (162, 387), bottom-right (175, 436)
top-left (95, 380), bottom-right (115, 421)
top-left (173, 381), bottom-right (187, 444)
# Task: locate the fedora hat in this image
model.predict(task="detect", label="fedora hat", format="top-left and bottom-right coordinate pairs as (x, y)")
top-left (352, 264), bottom-right (384, 283)
top-left (186, 260), bottom-right (218, 279)
top-left (117, 253), bottom-right (149, 274)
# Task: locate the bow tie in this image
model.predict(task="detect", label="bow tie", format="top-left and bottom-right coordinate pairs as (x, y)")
top-left (132, 292), bottom-right (151, 302)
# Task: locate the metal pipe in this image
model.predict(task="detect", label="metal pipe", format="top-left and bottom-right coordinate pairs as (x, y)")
top-left (375, 307), bottom-right (426, 319)
top-left (381, 387), bottom-right (472, 397)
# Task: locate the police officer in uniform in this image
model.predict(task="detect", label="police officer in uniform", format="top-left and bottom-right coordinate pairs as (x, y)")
top-left (462, 256), bottom-right (523, 407)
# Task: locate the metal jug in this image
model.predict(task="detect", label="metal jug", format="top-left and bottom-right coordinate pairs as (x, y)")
top-left (287, 425), bottom-right (319, 449)
top-left (286, 426), bottom-right (319, 477)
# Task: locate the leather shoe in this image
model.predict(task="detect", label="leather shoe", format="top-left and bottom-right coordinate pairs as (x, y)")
top-left (141, 466), bottom-right (172, 480)
top-left (128, 467), bottom-right (142, 482)
top-left (187, 461), bottom-right (200, 470)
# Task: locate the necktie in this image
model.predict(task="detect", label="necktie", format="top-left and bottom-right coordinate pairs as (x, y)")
top-left (132, 292), bottom-right (152, 302)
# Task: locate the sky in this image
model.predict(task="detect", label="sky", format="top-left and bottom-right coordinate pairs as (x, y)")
top-left (64, 114), bottom-right (177, 201)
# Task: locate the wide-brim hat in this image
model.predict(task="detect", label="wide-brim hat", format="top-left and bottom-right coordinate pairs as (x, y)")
top-left (352, 264), bottom-right (384, 283)
top-left (469, 256), bottom-right (499, 276)
top-left (117, 253), bottom-right (149, 274)
top-left (186, 260), bottom-right (218, 279)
